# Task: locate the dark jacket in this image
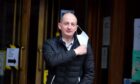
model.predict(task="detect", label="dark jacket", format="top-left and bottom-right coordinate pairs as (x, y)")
top-left (43, 36), bottom-right (94, 84)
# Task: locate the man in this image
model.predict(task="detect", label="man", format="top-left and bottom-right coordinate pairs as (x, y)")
top-left (43, 12), bottom-right (94, 84)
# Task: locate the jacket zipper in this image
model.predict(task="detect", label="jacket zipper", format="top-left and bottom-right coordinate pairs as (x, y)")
top-left (78, 77), bottom-right (81, 82)
top-left (51, 75), bottom-right (55, 84)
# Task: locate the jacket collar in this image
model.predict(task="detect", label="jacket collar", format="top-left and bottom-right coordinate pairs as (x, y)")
top-left (58, 34), bottom-right (78, 45)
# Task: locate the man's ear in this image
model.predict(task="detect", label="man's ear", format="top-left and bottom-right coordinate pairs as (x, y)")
top-left (75, 25), bottom-right (78, 32)
top-left (58, 23), bottom-right (61, 30)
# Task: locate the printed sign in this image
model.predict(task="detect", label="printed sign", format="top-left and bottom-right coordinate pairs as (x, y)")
top-left (132, 18), bottom-right (140, 82)
top-left (6, 48), bottom-right (19, 68)
top-left (102, 16), bottom-right (111, 46)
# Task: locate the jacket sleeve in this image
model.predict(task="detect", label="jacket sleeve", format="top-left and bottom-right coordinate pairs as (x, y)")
top-left (43, 40), bottom-right (77, 67)
top-left (80, 42), bottom-right (94, 84)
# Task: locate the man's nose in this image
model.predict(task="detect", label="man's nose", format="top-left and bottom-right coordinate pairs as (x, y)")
top-left (67, 23), bottom-right (73, 28)
top-left (67, 24), bottom-right (72, 28)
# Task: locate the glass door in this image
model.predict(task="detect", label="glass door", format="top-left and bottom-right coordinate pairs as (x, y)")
top-left (35, 0), bottom-right (45, 84)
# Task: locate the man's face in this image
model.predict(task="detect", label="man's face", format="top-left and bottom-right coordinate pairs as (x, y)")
top-left (58, 13), bottom-right (78, 38)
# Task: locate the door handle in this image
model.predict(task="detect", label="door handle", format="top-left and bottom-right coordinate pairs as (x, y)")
top-left (37, 48), bottom-right (42, 71)
top-left (20, 46), bottom-right (24, 71)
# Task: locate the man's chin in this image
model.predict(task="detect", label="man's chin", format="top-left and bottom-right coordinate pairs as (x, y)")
top-left (64, 34), bottom-right (74, 38)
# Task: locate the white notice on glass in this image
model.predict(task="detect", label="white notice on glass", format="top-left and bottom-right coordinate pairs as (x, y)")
top-left (6, 48), bottom-right (19, 67)
top-left (133, 19), bottom-right (140, 50)
top-left (102, 16), bottom-right (111, 46)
